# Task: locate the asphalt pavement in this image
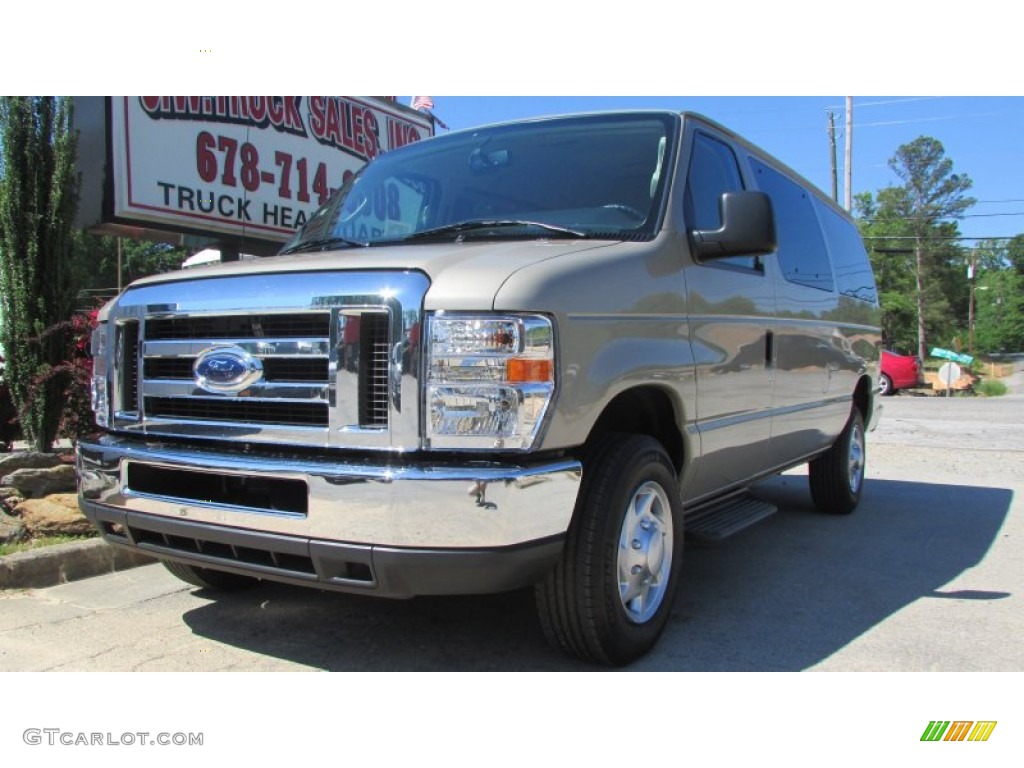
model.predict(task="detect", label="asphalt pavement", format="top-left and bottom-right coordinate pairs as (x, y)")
top-left (1, 378), bottom-right (1021, 671)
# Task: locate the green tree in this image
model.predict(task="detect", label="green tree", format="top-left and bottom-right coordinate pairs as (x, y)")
top-left (972, 237), bottom-right (1024, 354)
top-left (886, 137), bottom-right (975, 361)
top-left (0, 97), bottom-right (80, 451)
top-left (856, 189), bottom-right (916, 351)
top-left (855, 187), bottom-right (967, 354)
top-left (1006, 233), bottom-right (1024, 275)
top-left (71, 232), bottom-right (187, 306)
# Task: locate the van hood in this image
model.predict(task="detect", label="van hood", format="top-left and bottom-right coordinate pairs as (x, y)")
top-left (122, 239), bottom-right (620, 311)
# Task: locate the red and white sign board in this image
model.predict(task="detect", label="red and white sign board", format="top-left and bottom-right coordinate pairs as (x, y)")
top-left (108, 96), bottom-right (433, 244)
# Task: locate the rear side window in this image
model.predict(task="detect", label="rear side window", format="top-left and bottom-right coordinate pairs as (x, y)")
top-left (749, 156), bottom-right (834, 292)
top-left (812, 197), bottom-right (878, 304)
top-left (685, 133), bottom-right (758, 270)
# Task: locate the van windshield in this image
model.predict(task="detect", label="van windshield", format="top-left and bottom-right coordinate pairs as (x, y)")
top-left (281, 113), bottom-right (676, 253)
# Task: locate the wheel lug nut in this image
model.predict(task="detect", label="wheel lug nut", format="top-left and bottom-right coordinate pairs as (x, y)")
top-left (631, 565), bottom-right (642, 575)
top-left (631, 539), bottom-right (642, 549)
top-left (640, 520), bottom-right (651, 530)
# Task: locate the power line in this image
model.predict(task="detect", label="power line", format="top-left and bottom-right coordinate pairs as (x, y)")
top-left (855, 112), bottom-right (1003, 129)
top-left (826, 97), bottom-right (946, 110)
top-left (960, 212), bottom-right (1024, 219)
top-left (861, 212), bottom-right (1024, 223)
top-left (862, 235), bottom-right (1016, 241)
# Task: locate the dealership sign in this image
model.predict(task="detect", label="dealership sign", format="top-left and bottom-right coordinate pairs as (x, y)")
top-left (90, 97), bottom-right (433, 247)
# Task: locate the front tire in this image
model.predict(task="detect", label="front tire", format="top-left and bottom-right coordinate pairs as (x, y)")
top-left (808, 408), bottom-right (866, 515)
top-left (163, 561), bottom-right (260, 591)
top-left (535, 434), bottom-right (683, 666)
top-left (879, 373), bottom-right (893, 396)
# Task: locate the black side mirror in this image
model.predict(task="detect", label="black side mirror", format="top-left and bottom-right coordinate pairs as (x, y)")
top-left (691, 191), bottom-right (776, 259)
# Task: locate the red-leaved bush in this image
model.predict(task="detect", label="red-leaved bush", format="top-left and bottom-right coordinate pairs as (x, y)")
top-left (20, 309), bottom-right (99, 445)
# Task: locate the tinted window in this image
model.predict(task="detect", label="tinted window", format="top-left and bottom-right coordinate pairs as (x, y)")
top-left (685, 133), bottom-right (758, 270)
top-left (283, 113), bottom-right (676, 250)
top-left (812, 197), bottom-right (878, 303)
top-left (750, 156), bottom-right (834, 292)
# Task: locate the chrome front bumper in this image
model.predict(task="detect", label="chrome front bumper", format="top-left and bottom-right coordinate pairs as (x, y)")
top-left (77, 436), bottom-right (581, 597)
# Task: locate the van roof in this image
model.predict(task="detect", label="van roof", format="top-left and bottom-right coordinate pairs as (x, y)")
top-left (421, 109), bottom-right (851, 223)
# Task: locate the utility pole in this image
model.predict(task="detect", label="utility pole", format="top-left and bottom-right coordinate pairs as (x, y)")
top-left (968, 249), bottom-right (977, 355)
top-left (827, 110), bottom-right (838, 203)
top-left (916, 236), bottom-right (927, 363)
top-left (844, 97), bottom-right (853, 212)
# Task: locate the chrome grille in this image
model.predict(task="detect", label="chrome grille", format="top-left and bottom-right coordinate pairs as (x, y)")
top-left (143, 357), bottom-right (329, 382)
top-left (146, 314), bottom-right (330, 340)
top-left (116, 320), bottom-right (140, 415)
top-left (139, 309), bottom-right (332, 431)
top-left (358, 313), bottom-right (390, 427)
top-left (103, 271), bottom-right (429, 451)
top-left (144, 397), bottom-right (329, 427)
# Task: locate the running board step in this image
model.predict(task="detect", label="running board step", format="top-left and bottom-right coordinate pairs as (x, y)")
top-left (685, 495), bottom-right (778, 543)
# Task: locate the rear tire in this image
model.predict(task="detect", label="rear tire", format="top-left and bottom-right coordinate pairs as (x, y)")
top-left (809, 408), bottom-right (865, 515)
top-left (879, 373), bottom-right (893, 396)
top-left (163, 561), bottom-right (260, 591)
top-left (535, 434), bottom-right (683, 666)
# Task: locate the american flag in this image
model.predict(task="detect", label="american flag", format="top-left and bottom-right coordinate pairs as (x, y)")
top-left (411, 96), bottom-right (434, 112)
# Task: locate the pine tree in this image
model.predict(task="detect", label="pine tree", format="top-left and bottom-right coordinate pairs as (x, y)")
top-left (886, 137), bottom-right (974, 361)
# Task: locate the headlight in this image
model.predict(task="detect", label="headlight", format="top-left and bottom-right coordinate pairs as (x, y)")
top-left (90, 324), bottom-right (109, 427)
top-left (426, 314), bottom-right (554, 450)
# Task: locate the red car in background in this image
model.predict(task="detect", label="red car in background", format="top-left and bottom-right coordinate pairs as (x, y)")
top-left (880, 350), bottom-right (923, 396)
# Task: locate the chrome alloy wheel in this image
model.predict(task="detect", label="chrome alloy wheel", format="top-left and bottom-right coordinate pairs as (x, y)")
top-left (617, 480), bottom-right (674, 624)
top-left (848, 421), bottom-right (865, 495)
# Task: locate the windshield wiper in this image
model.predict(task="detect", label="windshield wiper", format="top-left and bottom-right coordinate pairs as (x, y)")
top-left (279, 235), bottom-right (369, 255)
top-left (400, 219), bottom-right (589, 242)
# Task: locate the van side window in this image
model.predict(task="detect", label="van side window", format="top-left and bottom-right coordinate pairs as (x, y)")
top-left (685, 133), bottom-right (759, 270)
top-left (749, 156), bottom-right (834, 292)
top-left (812, 197), bottom-right (878, 303)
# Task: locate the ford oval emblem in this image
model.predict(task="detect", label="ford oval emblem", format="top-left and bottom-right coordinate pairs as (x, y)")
top-left (193, 346), bottom-right (263, 394)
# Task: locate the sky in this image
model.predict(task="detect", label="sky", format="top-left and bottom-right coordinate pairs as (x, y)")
top-left (4, 7), bottom-right (1019, 248)
top-left (404, 96), bottom-right (1024, 244)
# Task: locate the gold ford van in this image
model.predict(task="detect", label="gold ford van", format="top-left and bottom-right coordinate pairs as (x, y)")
top-left (79, 111), bottom-right (881, 664)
